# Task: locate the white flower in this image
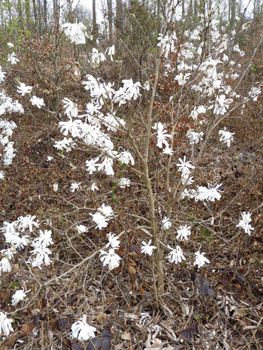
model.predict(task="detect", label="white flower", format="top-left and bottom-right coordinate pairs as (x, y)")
top-left (194, 251), bottom-right (210, 268)
top-left (167, 245), bottom-right (186, 264)
top-left (121, 79), bottom-right (142, 101)
top-left (54, 137), bottom-right (76, 152)
top-left (219, 128), bottom-right (234, 147)
top-left (181, 176), bottom-right (194, 186)
top-left (86, 157), bottom-right (100, 174)
top-left (100, 248), bottom-right (121, 270)
top-left (71, 315), bottom-right (96, 341)
top-left (90, 212), bottom-right (108, 230)
top-left (76, 225), bottom-right (88, 233)
top-left (152, 122), bottom-right (171, 149)
top-left (90, 182), bottom-right (99, 191)
top-left (63, 98), bottom-right (78, 118)
top-left (175, 73), bottom-right (191, 86)
top-left (30, 230), bottom-right (53, 268)
top-left (70, 182), bottom-right (82, 192)
top-left (53, 183), bottom-right (58, 192)
top-left (0, 312), bottom-right (13, 336)
top-left (7, 52), bottom-right (19, 65)
top-left (206, 184), bottom-right (222, 201)
top-left (162, 217), bottom-right (171, 230)
top-left (7, 42), bottom-right (14, 48)
top-left (236, 212), bottom-right (254, 235)
top-left (214, 95), bottom-right (233, 115)
top-left (17, 83), bottom-right (33, 96)
top-left (106, 233), bottom-right (120, 249)
top-left (141, 239), bottom-right (157, 256)
top-left (118, 178), bottom-right (131, 188)
top-left (163, 146), bottom-right (173, 155)
top-left (176, 225), bottom-right (191, 241)
top-left (30, 96), bottom-right (45, 108)
top-left (187, 131), bottom-right (204, 144)
top-left (98, 157), bottom-right (114, 175)
top-left (90, 48), bottom-right (106, 65)
top-left (99, 204), bottom-right (114, 219)
top-left (62, 22), bottom-right (87, 45)
top-left (177, 156), bottom-right (195, 178)
top-left (105, 45), bottom-right (115, 61)
top-left (0, 67), bottom-right (6, 84)
top-left (118, 151), bottom-right (134, 165)
top-left (0, 170), bottom-right (5, 179)
top-left (0, 257), bottom-right (12, 272)
top-left (12, 289), bottom-right (27, 306)
top-left (47, 156), bottom-right (53, 161)
top-left (17, 215), bottom-right (39, 232)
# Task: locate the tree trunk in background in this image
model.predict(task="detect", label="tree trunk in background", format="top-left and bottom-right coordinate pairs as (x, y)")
top-left (92, 0), bottom-right (97, 45)
top-left (107, 0), bottom-right (113, 44)
top-left (32, 0), bottom-right (38, 28)
top-left (25, 0), bottom-right (31, 32)
top-left (43, 0), bottom-right (47, 29)
top-left (115, 0), bottom-right (121, 50)
top-left (17, 0), bottom-right (24, 31)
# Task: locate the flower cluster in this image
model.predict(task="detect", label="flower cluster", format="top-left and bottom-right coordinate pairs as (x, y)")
top-left (100, 233), bottom-right (121, 270)
top-left (0, 216), bottom-right (53, 271)
top-left (90, 204), bottom-right (115, 230)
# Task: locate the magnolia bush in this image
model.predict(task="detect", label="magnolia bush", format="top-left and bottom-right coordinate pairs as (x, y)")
top-left (0, 1), bottom-right (260, 341)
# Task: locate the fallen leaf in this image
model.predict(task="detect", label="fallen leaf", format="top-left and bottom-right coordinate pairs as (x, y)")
top-left (22, 322), bottom-right (35, 334)
top-left (121, 332), bottom-right (131, 341)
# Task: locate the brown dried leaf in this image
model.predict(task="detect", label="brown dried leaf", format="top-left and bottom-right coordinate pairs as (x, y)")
top-left (22, 322), bottom-right (35, 334)
top-left (128, 265), bottom-right (137, 274)
top-left (96, 312), bottom-right (107, 325)
top-left (138, 284), bottom-right (145, 298)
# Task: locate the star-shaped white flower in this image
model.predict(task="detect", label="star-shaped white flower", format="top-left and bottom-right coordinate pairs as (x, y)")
top-left (194, 251), bottom-right (210, 268)
top-left (71, 315), bottom-right (96, 341)
top-left (141, 239), bottom-right (157, 256)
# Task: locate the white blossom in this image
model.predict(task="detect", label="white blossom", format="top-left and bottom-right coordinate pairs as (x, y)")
top-left (30, 96), bottom-right (45, 108)
top-left (62, 22), bottom-right (87, 45)
top-left (176, 225), bottom-right (191, 241)
top-left (152, 122), bottom-right (171, 149)
top-left (71, 315), bottom-right (96, 341)
top-left (0, 312), bottom-right (13, 336)
top-left (100, 248), bottom-right (121, 270)
top-left (118, 151), bottom-right (134, 165)
top-left (90, 48), bottom-right (106, 65)
top-left (141, 239), bottom-right (157, 256)
top-left (63, 98), bottom-right (78, 118)
top-left (0, 257), bottom-right (12, 272)
top-left (118, 178), bottom-right (131, 188)
top-left (70, 182), bottom-right (82, 192)
top-left (105, 45), bottom-right (115, 61)
top-left (187, 131), bottom-right (204, 144)
top-left (17, 83), bottom-right (33, 96)
top-left (106, 233), bottom-right (120, 249)
top-left (167, 245), bottom-right (186, 264)
top-left (236, 212), bottom-right (254, 235)
top-left (194, 251), bottom-right (210, 268)
top-left (162, 217), bottom-right (171, 230)
top-left (76, 225), bottom-right (88, 233)
top-left (86, 157), bottom-right (100, 174)
top-left (90, 182), bottom-right (99, 191)
top-left (219, 128), bottom-right (234, 147)
top-left (177, 156), bottom-right (195, 178)
top-left (12, 289), bottom-right (27, 306)
top-left (7, 52), bottom-right (19, 65)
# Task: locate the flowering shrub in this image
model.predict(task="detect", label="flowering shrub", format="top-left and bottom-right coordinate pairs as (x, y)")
top-left (0, 3), bottom-right (262, 349)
